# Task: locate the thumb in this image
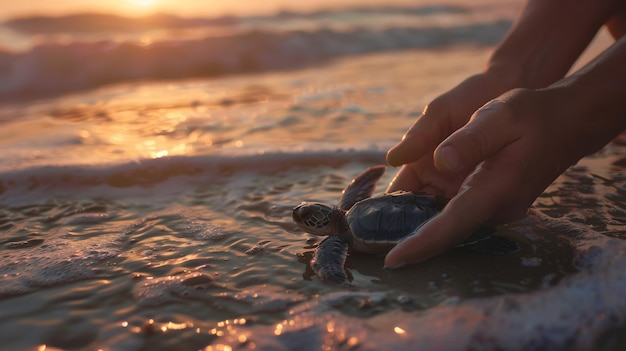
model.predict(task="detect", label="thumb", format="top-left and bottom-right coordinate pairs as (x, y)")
top-left (434, 100), bottom-right (520, 174)
top-left (384, 183), bottom-right (497, 268)
top-left (384, 155), bottom-right (513, 268)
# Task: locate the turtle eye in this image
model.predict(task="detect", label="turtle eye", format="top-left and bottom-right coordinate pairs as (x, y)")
top-left (297, 207), bottom-right (313, 220)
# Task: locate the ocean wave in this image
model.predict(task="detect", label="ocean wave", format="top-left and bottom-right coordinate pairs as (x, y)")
top-left (0, 20), bottom-right (511, 102)
top-left (2, 5), bottom-right (470, 34)
top-left (3, 13), bottom-right (237, 34)
top-left (0, 150), bottom-right (386, 201)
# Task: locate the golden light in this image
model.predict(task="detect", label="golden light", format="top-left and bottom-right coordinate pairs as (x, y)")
top-left (203, 345), bottom-right (232, 351)
top-left (346, 336), bottom-right (359, 347)
top-left (130, 0), bottom-right (159, 9)
top-left (38, 345), bottom-right (66, 351)
top-left (123, 0), bottom-right (160, 15)
top-left (394, 326), bottom-right (407, 335)
top-left (274, 322), bottom-right (283, 336)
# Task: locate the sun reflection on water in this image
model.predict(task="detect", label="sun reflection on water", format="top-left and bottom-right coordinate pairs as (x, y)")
top-left (3, 52), bottom-right (412, 171)
top-left (120, 317), bottom-right (254, 350)
top-left (394, 326), bottom-right (407, 335)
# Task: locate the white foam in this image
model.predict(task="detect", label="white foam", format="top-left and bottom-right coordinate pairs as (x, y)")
top-left (0, 226), bottom-right (124, 298)
top-left (132, 273), bottom-right (216, 307)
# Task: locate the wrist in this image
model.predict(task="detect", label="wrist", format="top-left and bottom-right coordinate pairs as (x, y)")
top-left (552, 36), bottom-right (626, 131)
top-left (484, 60), bottom-right (527, 91)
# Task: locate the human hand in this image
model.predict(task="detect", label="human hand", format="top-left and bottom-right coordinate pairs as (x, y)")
top-left (382, 0), bottom-right (626, 268)
top-left (384, 87), bottom-right (622, 268)
top-left (385, 68), bottom-right (519, 196)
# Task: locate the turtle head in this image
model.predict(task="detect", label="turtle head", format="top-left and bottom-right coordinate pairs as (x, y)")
top-left (292, 202), bottom-right (345, 236)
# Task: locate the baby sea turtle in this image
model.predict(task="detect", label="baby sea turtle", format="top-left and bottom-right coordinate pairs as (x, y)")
top-left (292, 165), bottom-right (519, 285)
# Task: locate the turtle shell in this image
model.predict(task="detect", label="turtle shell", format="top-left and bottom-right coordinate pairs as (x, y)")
top-left (345, 191), bottom-right (440, 247)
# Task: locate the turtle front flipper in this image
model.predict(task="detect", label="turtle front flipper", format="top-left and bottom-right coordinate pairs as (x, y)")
top-left (338, 165), bottom-right (386, 211)
top-left (311, 236), bottom-right (351, 285)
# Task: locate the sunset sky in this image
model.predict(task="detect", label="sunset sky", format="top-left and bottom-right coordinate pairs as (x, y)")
top-left (0, 0), bottom-right (249, 18)
top-left (0, 0), bottom-right (518, 19)
top-left (0, 0), bottom-right (424, 19)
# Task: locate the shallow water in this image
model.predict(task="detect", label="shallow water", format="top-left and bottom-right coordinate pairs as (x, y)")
top-left (2, 149), bottom-right (626, 350)
top-left (1, 3), bottom-right (625, 349)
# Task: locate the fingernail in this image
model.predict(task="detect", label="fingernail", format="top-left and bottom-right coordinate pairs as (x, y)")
top-left (437, 146), bottom-right (463, 173)
top-left (383, 261), bottom-right (407, 269)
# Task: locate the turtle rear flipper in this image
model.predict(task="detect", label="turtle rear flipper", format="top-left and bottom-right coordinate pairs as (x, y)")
top-left (455, 227), bottom-right (520, 255)
top-left (311, 236), bottom-right (351, 285)
top-left (456, 226), bottom-right (496, 247)
top-left (466, 236), bottom-right (521, 255)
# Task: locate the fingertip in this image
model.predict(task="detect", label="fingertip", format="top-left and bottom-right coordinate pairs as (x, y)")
top-left (383, 246), bottom-right (407, 269)
top-left (383, 241), bottom-right (429, 269)
top-left (383, 260), bottom-right (407, 270)
top-left (386, 121), bottom-right (431, 167)
top-left (383, 232), bottom-right (434, 268)
top-left (434, 145), bottom-right (463, 173)
top-left (386, 146), bottom-right (403, 167)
